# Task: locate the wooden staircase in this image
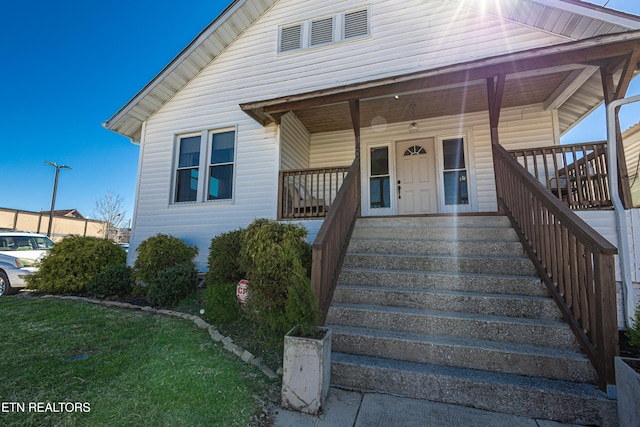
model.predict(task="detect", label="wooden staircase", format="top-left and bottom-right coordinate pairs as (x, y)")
top-left (326, 215), bottom-right (617, 426)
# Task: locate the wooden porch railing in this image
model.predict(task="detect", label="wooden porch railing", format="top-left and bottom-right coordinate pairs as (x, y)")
top-left (493, 143), bottom-right (619, 391)
top-left (508, 142), bottom-right (611, 209)
top-left (278, 166), bottom-right (350, 220)
top-left (311, 157), bottom-right (361, 322)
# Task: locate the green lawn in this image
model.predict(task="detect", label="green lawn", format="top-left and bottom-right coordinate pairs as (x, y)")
top-left (0, 296), bottom-right (277, 426)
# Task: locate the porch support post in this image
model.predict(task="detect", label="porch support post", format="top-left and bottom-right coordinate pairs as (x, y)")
top-left (349, 99), bottom-right (361, 158)
top-left (487, 74), bottom-right (505, 143)
top-left (487, 74), bottom-right (506, 212)
top-left (600, 49), bottom-right (639, 208)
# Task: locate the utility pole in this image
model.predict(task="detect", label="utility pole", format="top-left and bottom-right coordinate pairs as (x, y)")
top-left (45, 162), bottom-right (71, 238)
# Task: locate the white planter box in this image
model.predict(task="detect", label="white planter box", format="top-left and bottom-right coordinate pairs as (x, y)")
top-left (615, 356), bottom-right (640, 427)
top-left (281, 326), bottom-right (331, 415)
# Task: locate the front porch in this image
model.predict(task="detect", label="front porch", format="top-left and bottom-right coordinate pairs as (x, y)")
top-left (244, 32), bottom-right (640, 394)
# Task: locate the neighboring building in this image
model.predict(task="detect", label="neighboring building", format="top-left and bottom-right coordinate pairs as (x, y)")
top-left (622, 122), bottom-right (640, 206)
top-left (105, 0), bottom-right (640, 413)
top-left (38, 209), bottom-right (86, 219)
top-left (0, 207), bottom-right (105, 241)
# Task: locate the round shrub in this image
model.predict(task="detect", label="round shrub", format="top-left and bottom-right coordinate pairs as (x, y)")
top-left (202, 282), bottom-right (242, 324)
top-left (26, 236), bottom-right (126, 294)
top-left (240, 219), bottom-right (314, 336)
top-left (134, 234), bottom-right (198, 284)
top-left (146, 262), bottom-right (197, 308)
top-left (205, 229), bottom-right (246, 287)
top-left (87, 264), bottom-right (133, 299)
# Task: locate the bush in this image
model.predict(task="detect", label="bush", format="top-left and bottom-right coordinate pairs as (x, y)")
top-left (205, 229), bottom-right (246, 286)
top-left (202, 282), bottom-right (242, 324)
top-left (26, 236), bottom-right (126, 294)
top-left (627, 302), bottom-right (640, 349)
top-left (240, 219), bottom-right (315, 336)
top-left (87, 264), bottom-right (133, 298)
top-left (134, 234), bottom-right (198, 284)
top-left (146, 262), bottom-right (197, 308)
top-left (285, 275), bottom-right (320, 338)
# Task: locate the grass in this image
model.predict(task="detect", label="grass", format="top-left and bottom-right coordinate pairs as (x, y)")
top-left (176, 289), bottom-right (285, 370)
top-left (0, 296), bottom-right (278, 427)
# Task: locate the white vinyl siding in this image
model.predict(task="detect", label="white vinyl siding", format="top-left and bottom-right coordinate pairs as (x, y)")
top-left (623, 126), bottom-right (640, 206)
top-left (280, 113), bottom-right (310, 170)
top-left (131, 0), bottom-right (572, 269)
top-left (577, 209), bottom-right (640, 328)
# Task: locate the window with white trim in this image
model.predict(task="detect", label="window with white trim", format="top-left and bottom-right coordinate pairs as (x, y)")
top-left (175, 135), bottom-right (201, 203)
top-left (278, 8), bottom-right (369, 53)
top-left (173, 129), bottom-right (236, 204)
top-left (208, 131), bottom-right (235, 201)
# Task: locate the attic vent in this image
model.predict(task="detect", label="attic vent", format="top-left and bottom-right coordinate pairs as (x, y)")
top-left (311, 17), bottom-right (334, 46)
top-left (278, 8), bottom-right (369, 54)
top-left (280, 24), bottom-right (302, 52)
top-left (344, 9), bottom-right (368, 39)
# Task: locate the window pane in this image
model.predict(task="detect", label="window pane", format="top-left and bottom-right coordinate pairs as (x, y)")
top-left (178, 136), bottom-right (201, 168)
top-left (443, 138), bottom-right (465, 170)
top-left (176, 168), bottom-right (199, 202)
top-left (370, 147), bottom-right (389, 176)
top-left (211, 131), bottom-right (235, 164)
top-left (209, 165), bottom-right (233, 200)
top-left (369, 177), bottom-right (390, 208)
top-left (443, 171), bottom-right (469, 205)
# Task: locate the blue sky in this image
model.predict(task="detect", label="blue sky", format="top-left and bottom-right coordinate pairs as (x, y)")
top-left (1, 0), bottom-right (639, 223)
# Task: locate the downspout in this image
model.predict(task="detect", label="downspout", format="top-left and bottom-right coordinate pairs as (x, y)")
top-left (606, 94), bottom-right (639, 328)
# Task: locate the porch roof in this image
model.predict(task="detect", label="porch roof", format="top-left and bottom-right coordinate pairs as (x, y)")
top-left (240, 31), bottom-right (640, 135)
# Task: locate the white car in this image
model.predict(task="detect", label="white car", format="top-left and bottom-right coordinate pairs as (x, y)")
top-left (0, 232), bottom-right (55, 296)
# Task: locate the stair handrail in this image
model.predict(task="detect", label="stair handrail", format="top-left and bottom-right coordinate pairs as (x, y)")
top-left (311, 157), bottom-right (361, 322)
top-left (493, 142), bottom-right (619, 391)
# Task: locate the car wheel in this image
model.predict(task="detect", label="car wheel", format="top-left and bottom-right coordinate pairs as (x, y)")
top-left (0, 271), bottom-right (13, 296)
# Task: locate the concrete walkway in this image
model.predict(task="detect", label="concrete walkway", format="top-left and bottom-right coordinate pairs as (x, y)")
top-left (272, 387), bottom-right (586, 427)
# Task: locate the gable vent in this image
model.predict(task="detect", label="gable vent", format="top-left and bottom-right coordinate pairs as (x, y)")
top-left (280, 24), bottom-right (302, 52)
top-left (311, 17), bottom-right (334, 46)
top-left (344, 9), bottom-right (368, 39)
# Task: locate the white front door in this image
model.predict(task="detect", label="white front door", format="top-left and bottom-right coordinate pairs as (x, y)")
top-left (395, 138), bottom-right (438, 215)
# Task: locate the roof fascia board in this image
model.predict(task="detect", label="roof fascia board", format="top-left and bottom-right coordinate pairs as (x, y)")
top-left (105, 0), bottom-right (249, 130)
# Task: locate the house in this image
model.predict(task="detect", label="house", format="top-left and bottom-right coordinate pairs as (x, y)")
top-left (105, 0), bottom-right (640, 423)
top-left (622, 121), bottom-right (640, 205)
top-left (38, 209), bottom-right (85, 219)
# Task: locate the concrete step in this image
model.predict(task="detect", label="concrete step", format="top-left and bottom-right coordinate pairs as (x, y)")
top-left (331, 353), bottom-right (617, 426)
top-left (337, 268), bottom-right (549, 297)
top-left (329, 325), bottom-right (597, 383)
top-left (347, 238), bottom-right (525, 257)
top-left (351, 226), bottom-right (519, 241)
top-left (342, 253), bottom-right (537, 276)
top-left (331, 285), bottom-right (563, 320)
top-left (326, 303), bottom-right (581, 350)
top-left (356, 215), bottom-right (512, 229)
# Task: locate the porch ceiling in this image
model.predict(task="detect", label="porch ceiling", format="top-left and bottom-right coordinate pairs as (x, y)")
top-left (290, 71), bottom-right (571, 134)
top-left (241, 32), bottom-right (640, 134)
